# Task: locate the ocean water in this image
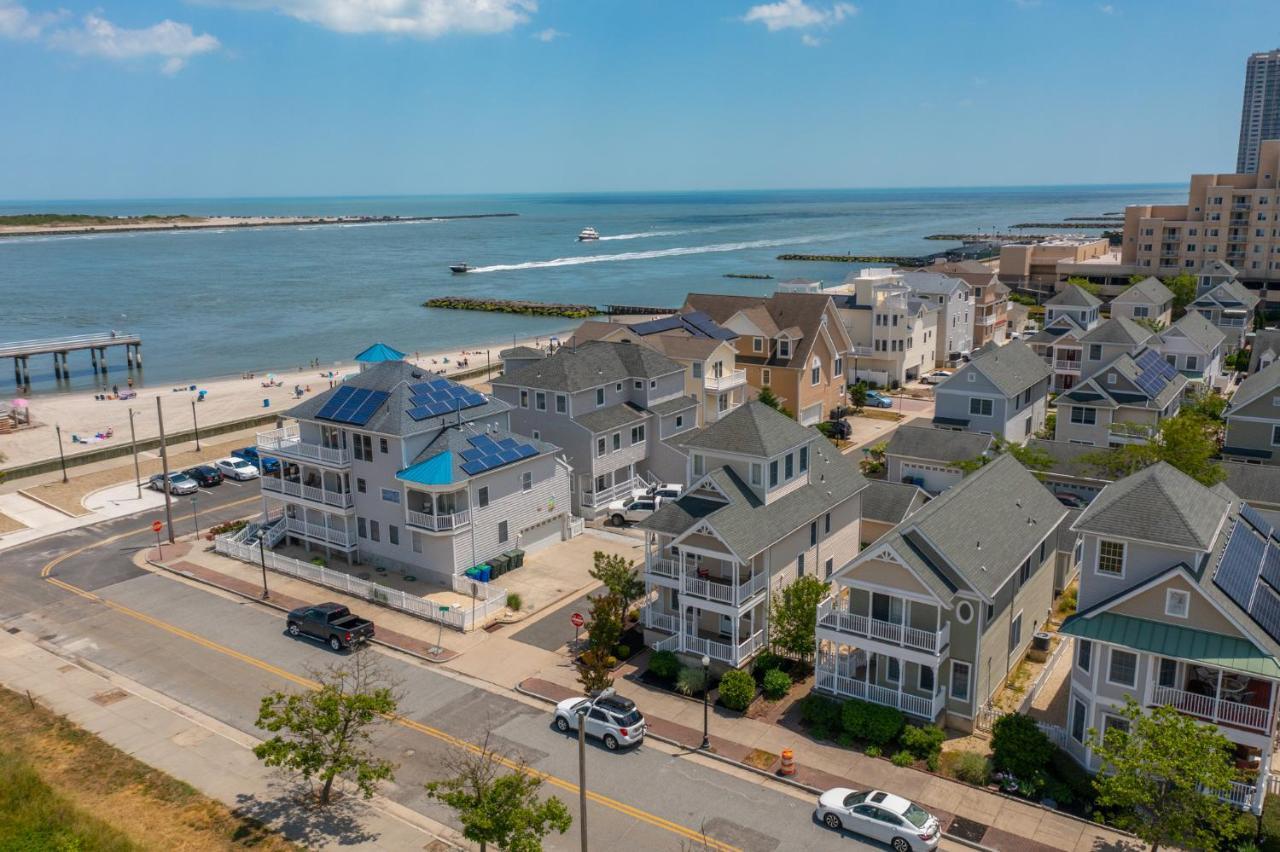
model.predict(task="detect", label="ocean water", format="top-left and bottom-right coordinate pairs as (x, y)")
top-left (0, 186), bottom-right (1185, 393)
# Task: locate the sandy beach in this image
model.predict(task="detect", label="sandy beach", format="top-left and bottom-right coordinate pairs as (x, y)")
top-left (0, 330), bottom-right (571, 473)
top-left (0, 213), bottom-right (515, 238)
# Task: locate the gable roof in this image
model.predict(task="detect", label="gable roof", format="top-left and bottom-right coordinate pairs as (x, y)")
top-left (1025, 439), bottom-right (1111, 482)
top-left (1194, 278), bottom-right (1260, 311)
top-left (496, 340), bottom-right (682, 392)
top-left (1199, 259), bottom-right (1239, 278)
top-left (861, 480), bottom-right (928, 526)
top-left (1079, 316), bottom-right (1153, 347)
top-left (1227, 359), bottom-right (1280, 414)
top-left (354, 342), bottom-right (406, 363)
top-left (1112, 276), bottom-right (1174, 306)
top-left (945, 339), bottom-right (1051, 397)
top-left (1249, 328), bottom-right (1280, 371)
top-left (499, 345), bottom-right (546, 360)
top-left (1059, 349), bottom-right (1187, 411)
top-left (681, 400), bottom-right (815, 457)
top-left (1073, 462), bottom-right (1230, 550)
top-left (1222, 461), bottom-right (1280, 509)
top-left (1045, 284), bottom-right (1102, 309)
top-left (682, 292), bottom-right (848, 370)
top-left (574, 402), bottom-right (648, 433)
top-left (884, 424), bottom-right (994, 465)
top-left (898, 271), bottom-right (969, 297)
top-left (1161, 311), bottom-right (1226, 353)
top-left (630, 310), bottom-right (738, 340)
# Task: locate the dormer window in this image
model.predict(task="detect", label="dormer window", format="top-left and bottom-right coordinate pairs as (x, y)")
top-left (753, 337), bottom-right (763, 353)
top-left (779, 339), bottom-right (791, 359)
top-left (799, 446), bottom-right (809, 473)
top-left (769, 460), bottom-right (778, 487)
top-left (784, 453), bottom-right (794, 480)
top-left (750, 463), bottom-right (762, 486)
top-left (595, 388), bottom-right (604, 407)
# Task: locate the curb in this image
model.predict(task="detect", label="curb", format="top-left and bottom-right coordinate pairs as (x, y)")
top-left (15, 487), bottom-right (86, 519)
top-left (512, 683), bottom-right (999, 852)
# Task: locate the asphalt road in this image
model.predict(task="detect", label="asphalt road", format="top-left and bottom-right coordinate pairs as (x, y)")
top-left (0, 484), bottom-right (904, 852)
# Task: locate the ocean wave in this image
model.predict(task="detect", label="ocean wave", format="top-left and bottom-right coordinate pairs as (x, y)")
top-left (468, 231), bottom-right (855, 273)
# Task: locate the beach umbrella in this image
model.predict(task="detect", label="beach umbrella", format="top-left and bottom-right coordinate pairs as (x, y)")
top-left (12, 398), bottom-right (29, 407)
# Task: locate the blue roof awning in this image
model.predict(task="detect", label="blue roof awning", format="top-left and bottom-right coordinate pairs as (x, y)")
top-left (355, 342), bottom-right (406, 363)
top-left (397, 452), bottom-right (455, 486)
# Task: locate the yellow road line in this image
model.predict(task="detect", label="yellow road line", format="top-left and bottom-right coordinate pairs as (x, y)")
top-left (38, 507), bottom-right (741, 852)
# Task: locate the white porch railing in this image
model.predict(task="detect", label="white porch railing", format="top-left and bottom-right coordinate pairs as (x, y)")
top-left (261, 476), bottom-right (355, 509)
top-left (671, 629), bottom-right (766, 666)
top-left (704, 369), bottom-right (747, 392)
top-left (815, 662), bottom-right (945, 720)
top-left (646, 557), bottom-right (681, 580)
top-left (284, 517), bottom-right (356, 549)
top-left (643, 607), bottom-right (679, 634)
top-left (1054, 360), bottom-right (1083, 372)
top-left (407, 509), bottom-right (471, 532)
top-left (1150, 684), bottom-right (1270, 733)
top-left (817, 597), bottom-right (949, 654)
top-left (682, 571), bottom-right (769, 607)
top-left (258, 425), bottom-right (351, 466)
top-left (654, 633), bottom-right (680, 653)
top-left (1109, 422), bottom-right (1156, 442)
top-left (582, 476), bottom-right (641, 509)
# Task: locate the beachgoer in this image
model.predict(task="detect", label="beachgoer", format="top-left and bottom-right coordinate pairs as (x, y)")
top-left (112, 384), bottom-right (118, 396)
top-left (127, 377), bottom-right (134, 388)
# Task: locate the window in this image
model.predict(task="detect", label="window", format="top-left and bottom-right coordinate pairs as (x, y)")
top-left (650, 380), bottom-right (656, 389)
top-left (634, 380), bottom-right (642, 389)
top-left (824, 512), bottom-right (831, 534)
top-left (753, 337), bottom-right (763, 353)
top-left (353, 434), bottom-right (373, 462)
top-left (532, 430), bottom-right (540, 440)
top-left (825, 557), bottom-right (834, 578)
top-left (762, 368), bottom-right (771, 386)
top-left (769, 460), bottom-right (778, 487)
top-left (1018, 557), bottom-right (1031, 585)
top-left (558, 394), bottom-right (568, 413)
top-left (810, 521), bottom-right (817, 546)
top-left (797, 553), bottom-right (805, 576)
top-left (1132, 306), bottom-right (1148, 319)
top-left (969, 398), bottom-right (993, 417)
top-left (1106, 372), bottom-right (1116, 385)
top-left (1098, 540), bottom-right (1125, 576)
top-left (612, 433), bottom-right (621, 451)
top-left (498, 520), bottom-right (508, 543)
top-left (1157, 657), bottom-right (1178, 688)
top-left (1077, 639), bottom-right (1092, 673)
top-left (956, 601), bottom-right (973, 624)
top-left (631, 424), bottom-right (645, 445)
top-left (1165, 588), bottom-right (1190, 618)
top-left (750, 463), bottom-right (762, 486)
top-left (389, 525), bottom-right (399, 546)
top-left (919, 665), bottom-right (934, 693)
top-left (357, 517), bottom-right (367, 538)
top-left (692, 362), bottom-right (703, 379)
top-left (885, 656), bottom-right (899, 683)
top-left (1273, 424), bottom-right (1280, 447)
top-left (478, 486), bottom-right (489, 507)
top-left (616, 383), bottom-right (622, 392)
top-left (810, 357), bottom-right (821, 386)
top-left (986, 603), bottom-right (994, 623)
top-left (675, 415), bottom-right (684, 429)
top-left (693, 454), bottom-right (705, 476)
top-left (1070, 407), bottom-right (1096, 425)
top-left (522, 471), bottom-right (533, 492)
top-left (520, 389), bottom-right (528, 408)
top-left (1089, 344), bottom-right (1102, 360)
top-left (535, 391), bottom-right (546, 411)
top-left (1185, 355), bottom-right (1198, 371)
top-left (800, 446), bottom-right (809, 473)
top-left (369, 520), bottom-right (380, 542)
top-left (834, 356), bottom-right (843, 377)
top-left (1107, 648), bottom-right (1137, 688)
top-left (779, 339), bottom-right (791, 359)
top-left (950, 661), bottom-right (971, 701)
top-left (1101, 714), bottom-right (1130, 740)
top-left (379, 437), bottom-right (388, 454)
top-left (1070, 698), bottom-right (1087, 743)
top-left (1010, 612), bottom-right (1023, 651)
top-left (356, 477), bottom-right (366, 493)
top-left (784, 453), bottom-right (794, 480)
top-left (381, 488), bottom-right (400, 504)
top-left (594, 388), bottom-right (604, 407)
top-left (596, 437), bottom-right (606, 457)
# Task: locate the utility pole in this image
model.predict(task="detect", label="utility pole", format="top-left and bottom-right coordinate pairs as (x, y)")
top-left (190, 398), bottom-right (201, 451)
top-left (577, 704), bottom-right (589, 852)
top-left (156, 397), bottom-right (175, 544)
top-left (128, 407), bottom-right (141, 499)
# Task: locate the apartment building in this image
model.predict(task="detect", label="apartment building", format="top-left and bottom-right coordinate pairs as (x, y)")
top-left (638, 401), bottom-right (868, 671)
top-left (1107, 276), bottom-right (1174, 326)
top-left (1223, 361), bottom-right (1280, 466)
top-left (933, 340), bottom-right (1052, 442)
top-left (1121, 139), bottom-right (1280, 287)
top-left (1238, 49), bottom-right (1280, 175)
top-left (255, 358), bottom-right (572, 584)
top-left (1026, 285), bottom-right (1104, 391)
top-left (490, 340), bottom-right (697, 517)
top-left (567, 311), bottom-right (748, 425)
top-left (933, 260), bottom-right (1010, 347)
top-left (681, 292), bottom-right (852, 426)
top-left (1053, 348), bottom-right (1187, 447)
top-left (999, 237), bottom-right (1113, 297)
top-left (1059, 463), bottom-right (1280, 813)
top-left (816, 455), bottom-right (1065, 729)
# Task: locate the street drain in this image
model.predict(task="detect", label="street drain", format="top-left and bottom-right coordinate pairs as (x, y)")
top-left (947, 815), bottom-right (988, 843)
top-left (90, 688), bottom-right (130, 707)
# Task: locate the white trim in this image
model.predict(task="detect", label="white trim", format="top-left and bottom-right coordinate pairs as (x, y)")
top-left (1105, 647), bottom-right (1138, 689)
top-left (956, 600), bottom-right (974, 624)
top-left (917, 663), bottom-right (935, 692)
top-left (1164, 588), bottom-right (1190, 619)
top-left (1096, 538), bottom-right (1126, 578)
top-left (838, 545), bottom-right (950, 607)
top-left (949, 659), bottom-right (972, 702)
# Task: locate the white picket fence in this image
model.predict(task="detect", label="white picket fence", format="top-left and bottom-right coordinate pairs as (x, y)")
top-left (214, 533), bottom-right (506, 632)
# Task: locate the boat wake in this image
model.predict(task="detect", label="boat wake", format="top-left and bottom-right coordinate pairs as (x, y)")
top-left (468, 232), bottom-right (854, 273)
top-left (596, 229), bottom-right (689, 241)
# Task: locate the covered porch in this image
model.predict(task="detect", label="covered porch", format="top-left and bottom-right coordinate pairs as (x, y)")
top-left (644, 594), bottom-right (767, 669)
top-left (815, 645), bottom-right (946, 722)
top-left (817, 586), bottom-right (949, 655)
top-left (580, 463), bottom-right (642, 510)
top-left (405, 486), bottom-right (471, 533)
top-left (643, 533), bottom-right (768, 608)
top-left (261, 462), bottom-right (354, 510)
top-left (1147, 658), bottom-right (1276, 736)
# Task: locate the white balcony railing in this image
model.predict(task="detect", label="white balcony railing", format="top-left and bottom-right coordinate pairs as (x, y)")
top-left (407, 509), bottom-right (471, 532)
top-left (704, 369), bottom-right (747, 393)
top-left (678, 629), bottom-right (766, 666)
top-left (1109, 422), bottom-right (1156, 443)
top-left (817, 597), bottom-right (949, 654)
top-left (647, 557), bottom-right (681, 579)
top-left (816, 663), bottom-right (945, 720)
top-left (1054, 360), bottom-right (1083, 372)
top-left (1150, 685), bottom-right (1271, 733)
top-left (283, 516), bottom-right (355, 548)
top-left (258, 425), bottom-right (351, 466)
top-left (582, 476), bottom-right (641, 509)
top-left (682, 571), bottom-right (769, 607)
top-left (261, 476), bottom-right (355, 509)
top-left (644, 608), bottom-right (679, 634)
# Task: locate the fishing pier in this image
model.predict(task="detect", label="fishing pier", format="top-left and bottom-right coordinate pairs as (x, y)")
top-left (1, 332), bottom-right (142, 388)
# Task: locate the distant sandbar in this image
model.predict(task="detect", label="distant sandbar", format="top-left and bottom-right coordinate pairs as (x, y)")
top-left (0, 212), bottom-right (517, 238)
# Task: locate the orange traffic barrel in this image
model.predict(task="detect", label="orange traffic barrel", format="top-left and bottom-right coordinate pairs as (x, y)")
top-left (779, 748), bottom-right (796, 776)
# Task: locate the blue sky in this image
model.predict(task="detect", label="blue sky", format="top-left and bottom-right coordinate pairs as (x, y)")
top-left (0, 0), bottom-right (1276, 199)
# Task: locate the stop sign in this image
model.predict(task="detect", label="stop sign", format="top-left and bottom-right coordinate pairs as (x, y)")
top-left (570, 612), bottom-right (584, 628)
top-left (151, 520), bottom-right (163, 533)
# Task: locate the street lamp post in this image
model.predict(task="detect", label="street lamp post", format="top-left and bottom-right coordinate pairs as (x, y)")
top-left (191, 398), bottom-right (201, 451)
top-left (258, 534), bottom-right (270, 600)
top-left (576, 704), bottom-right (589, 852)
top-left (54, 424), bottom-right (68, 483)
top-left (190, 494), bottom-right (199, 540)
top-left (128, 407), bottom-right (141, 499)
top-left (700, 654), bottom-right (711, 749)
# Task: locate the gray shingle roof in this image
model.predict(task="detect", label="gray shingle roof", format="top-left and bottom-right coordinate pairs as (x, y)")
top-left (1222, 462), bottom-right (1280, 508)
top-left (496, 340), bottom-right (682, 393)
top-left (1073, 462), bottom-right (1230, 550)
top-left (1162, 311), bottom-right (1226, 353)
top-left (1112, 276), bottom-right (1173, 306)
top-left (898, 271), bottom-right (969, 297)
top-left (648, 395), bottom-right (700, 416)
top-left (682, 292), bottom-right (848, 370)
top-left (574, 402), bottom-right (647, 434)
top-left (499, 345), bottom-right (545, 360)
top-left (884, 425), bottom-right (994, 464)
top-left (1045, 285), bottom-right (1103, 309)
top-left (402, 423), bottom-right (560, 481)
top-left (951, 339), bottom-right (1052, 397)
top-left (1026, 439), bottom-right (1111, 482)
top-left (1194, 279), bottom-right (1260, 310)
top-left (861, 480), bottom-right (927, 525)
top-left (1061, 350), bottom-right (1187, 411)
top-left (681, 401), bottom-right (816, 457)
top-left (638, 437), bottom-right (867, 559)
top-left (1249, 329), bottom-right (1280, 372)
top-left (1079, 317), bottom-right (1153, 346)
top-left (1228, 359), bottom-right (1280, 414)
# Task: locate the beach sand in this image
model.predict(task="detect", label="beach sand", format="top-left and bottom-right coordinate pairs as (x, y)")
top-left (0, 330), bottom-right (570, 473)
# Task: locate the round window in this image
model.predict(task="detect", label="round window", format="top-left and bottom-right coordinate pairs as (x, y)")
top-left (957, 601), bottom-right (974, 624)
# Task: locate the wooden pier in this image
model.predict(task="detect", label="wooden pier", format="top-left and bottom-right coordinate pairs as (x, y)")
top-left (1, 331), bottom-right (142, 388)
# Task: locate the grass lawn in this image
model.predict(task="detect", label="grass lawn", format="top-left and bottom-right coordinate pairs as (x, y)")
top-left (0, 686), bottom-right (295, 851)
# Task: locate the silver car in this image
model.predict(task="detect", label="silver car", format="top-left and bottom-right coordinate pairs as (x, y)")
top-left (816, 788), bottom-right (940, 851)
top-left (149, 472), bottom-right (199, 495)
top-left (215, 456), bottom-right (260, 481)
top-left (553, 692), bottom-right (645, 750)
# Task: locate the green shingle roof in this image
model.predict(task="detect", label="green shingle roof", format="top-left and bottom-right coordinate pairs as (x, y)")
top-left (1059, 611), bottom-right (1280, 680)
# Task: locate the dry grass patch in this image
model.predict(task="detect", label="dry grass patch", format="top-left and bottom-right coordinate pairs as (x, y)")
top-left (0, 685), bottom-right (296, 851)
top-left (0, 510), bottom-right (27, 534)
top-left (743, 748), bottom-right (778, 771)
top-left (855, 410), bottom-right (904, 423)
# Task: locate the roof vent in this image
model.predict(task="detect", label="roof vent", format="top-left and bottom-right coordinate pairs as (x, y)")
top-left (976, 540), bottom-right (981, 550)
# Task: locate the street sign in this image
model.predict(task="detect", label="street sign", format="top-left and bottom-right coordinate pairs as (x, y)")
top-left (151, 520), bottom-right (163, 533)
top-left (570, 612), bottom-right (584, 628)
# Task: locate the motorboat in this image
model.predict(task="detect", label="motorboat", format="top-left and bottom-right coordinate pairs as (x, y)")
top-left (449, 263), bottom-right (472, 274)
top-left (577, 227), bottom-right (599, 241)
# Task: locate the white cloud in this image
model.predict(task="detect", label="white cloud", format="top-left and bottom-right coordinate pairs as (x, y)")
top-left (0, 0), bottom-right (60, 39)
top-left (743, 0), bottom-right (856, 32)
top-left (220, 0), bottom-right (536, 38)
top-left (1097, 3), bottom-right (1117, 13)
top-left (533, 26), bottom-right (563, 42)
top-left (48, 13), bottom-right (220, 73)
top-left (800, 33), bottom-right (821, 47)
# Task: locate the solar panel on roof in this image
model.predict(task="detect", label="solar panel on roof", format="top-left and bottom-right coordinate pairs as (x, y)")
top-left (1242, 504), bottom-right (1274, 538)
top-left (497, 449), bottom-right (521, 464)
top-left (461, 460), bottom-right (488, 476)
top-left (315, 385), bottom-right (357, 420)
top-left (516, 444), bottom-right (538, 459)
top-left (1215, 522), bottom-right (1267, 610)
top-left (460, 447), bottom-right (485, 462)
top-left (1262, 543), bottom-right (1280, 591)
top-left (498, 437), bottom-right (519, 450)
top-left (1250, 582), bottom-right (1280, 644)
top-left (471, 434), bottom-right (497, 450)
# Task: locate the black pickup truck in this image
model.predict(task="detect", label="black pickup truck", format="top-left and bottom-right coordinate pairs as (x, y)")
top-left (286, 602), bottom-right (375, 651)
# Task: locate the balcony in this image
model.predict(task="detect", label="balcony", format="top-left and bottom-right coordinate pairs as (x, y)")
top-left (1108, 421), bottom-right (1156, 444)
top-left (582, 476), bottom-right (642, 509)
top-left (407, 509), bottom-right (471, 532)
top-left (1054, 359), bottom-right (1083, 372)
top-left (258, 425), bottom-right (351, 467)
top-left (261, 476), bottom-right (355, 510)
top-left (817, 597), bottom-right (949, 654)
top-left (643, 606), bottom-right (679, 634)
top-left (704, 369), bottom-right (747, 393)
top-left (682, 570), bottom-right (769, 607)
top-left (283, 516), bottom-right (355, 549)
top-left (647, 557), bottom-right (681, 580)
top-left (816, 661), bottom-right (945, 720)
top-left (1150, 683), bottom-right (1271, 735)
top-left (679, 629), bottom-right (766, 666)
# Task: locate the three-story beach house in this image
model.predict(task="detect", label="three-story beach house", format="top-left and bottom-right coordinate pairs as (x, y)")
top-left (1026, 285), bottom-right (1104, 392)
top-left (932, 340), bottom-right (1052, 441)
top-left (1052, 347), bottom-right (1187, 447)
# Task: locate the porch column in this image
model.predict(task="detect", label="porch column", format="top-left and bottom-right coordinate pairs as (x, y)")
top-left (732, 613), bottom-right (740, 663)
top-left (1214, 669), bottom-right (1224, 723)
top-left (896, 659), bottom-right (903, 710)
top-left (1142, 654), bottom-right (1155, 708)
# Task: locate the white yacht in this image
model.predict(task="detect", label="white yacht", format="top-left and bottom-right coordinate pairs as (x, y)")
top-left (577, 227), bottom-right (600, 241)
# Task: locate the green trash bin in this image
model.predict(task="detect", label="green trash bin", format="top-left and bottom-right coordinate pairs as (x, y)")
top-left (511, 549), bottom-right (525, 569)
top-left (490, 554), bottom-right (510, 576)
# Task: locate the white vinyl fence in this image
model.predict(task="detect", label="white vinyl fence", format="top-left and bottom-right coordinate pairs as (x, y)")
top-left (215, 530), bottom-right (506, 632)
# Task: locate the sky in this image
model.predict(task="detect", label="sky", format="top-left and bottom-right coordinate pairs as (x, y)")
top-left (0, 0), bottom-right (1277, 199)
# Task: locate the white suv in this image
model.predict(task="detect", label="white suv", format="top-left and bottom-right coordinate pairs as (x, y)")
top-left (605, 495), bottom-right (661, 526)
top-left (553, 691), bottom-right (645, 750)
top-left (816, 788), bottom-right (940, 851)
top-left (216, 456), bottom-right (260, 481)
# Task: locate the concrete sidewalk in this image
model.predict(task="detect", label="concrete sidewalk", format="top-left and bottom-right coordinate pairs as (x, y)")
top-left (0, 628), bottom-right (465, 851)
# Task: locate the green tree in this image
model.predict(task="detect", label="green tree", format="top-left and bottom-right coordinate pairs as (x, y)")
top-left (848, 381), bottom-right (869, 413)
top-left (756, 386), bottom-right (793, 419)
top-left (1184, 390), bottom-right (1229, 423)
top-left (1162, 273), bottom-right (1198, 314)
top-left (576, 592), bottom-right (622, 693)
top-left (253, 655), bottom-right (397, 805)
top-left (769, 575), bottom-right (830, 664)
top-left (860, 441), bottom-right (887, 477)
top-left (1080, 411), bottom-right (1225, 486)
top-left (588, 551), bottom-right (644, 619)
top-left (1090, 699), bottom-right (1244, 852)
top-left (1064, 277), bottom-right (1101, 297)
top-left (1133, 317), bottom-right (1167, 333)
top-left (954, 437), bottom-right (1053, 474)
top-left (427, 731), bottom-right (572, 852)
top-left (1036, 410), bottom-right (1057, 440)
top-left (990, 713), bottom-right (1054, 797)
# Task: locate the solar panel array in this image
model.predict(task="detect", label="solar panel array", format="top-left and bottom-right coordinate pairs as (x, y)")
top-left (459, 433), bottom-right (538, 477)
top-left (1213, 510), bottom-right (1280, 644)
top-left (315, 386), bottom-right (390, 426)
top-left (631, 310), bottom-right (736, 341)
top-left (1132, 349), bottom-right (1179, 397)
top-left (406, 377), bottom-right (488, 422)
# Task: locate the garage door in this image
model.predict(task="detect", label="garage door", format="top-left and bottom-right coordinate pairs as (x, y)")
top-left (901, 462), bottom-right (962, 494)
top-left (800, 403), bottom-right (823, 426)
top-left (520, 514), bottom-right (565, 554)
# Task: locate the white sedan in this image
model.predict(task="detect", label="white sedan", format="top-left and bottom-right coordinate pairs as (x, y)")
top-left (215, 456), bottom-right (260, 481)
top-left (816, 788), bottom-right (941, 851)
top-left (920, 370), bottom-right (952, 385)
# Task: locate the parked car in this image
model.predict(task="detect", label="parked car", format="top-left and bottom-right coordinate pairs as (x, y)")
top-left (148, 472), bottom-right (199, 495)
top-left (183, 465), bottom-right (223, 487)
top-left (215, 456), bottom-right (260, 481)
top-left (553, 690), bottom-right (645, 751)
top-left (816, 788), bottom-right (940, 851)
top-left (1054, 491), bottom-right (1088, 509)
top-left (646, 483), bottom-right (682, 502)
top-left (865, 390), bottom-right (894, 409)
top-left (285, 603), bottom-right (375, 651)
top-left (232, 446), bottom-right (281, 473)
top-left (606, 494), bottom-right (661, 526)
top-left (921, 370), bottom-right (952, 385)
